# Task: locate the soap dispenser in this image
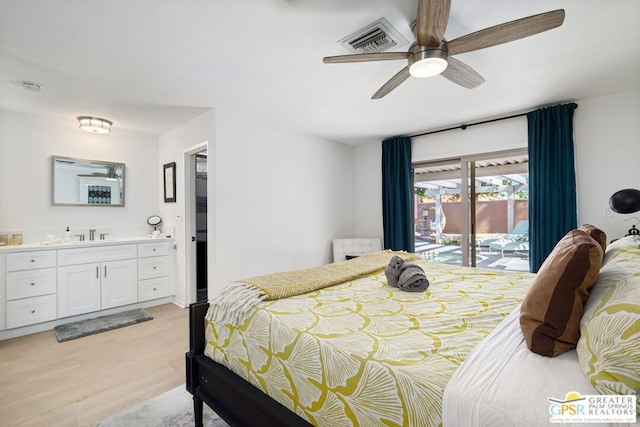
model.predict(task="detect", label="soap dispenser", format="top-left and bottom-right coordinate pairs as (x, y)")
top-left (64, 226), bottom-right (72, 242)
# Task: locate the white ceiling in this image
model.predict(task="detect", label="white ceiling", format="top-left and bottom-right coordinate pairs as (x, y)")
top-left (1, 0), bottom-right (639, 145)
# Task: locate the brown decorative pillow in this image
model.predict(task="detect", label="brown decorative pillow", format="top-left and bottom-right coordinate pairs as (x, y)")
top-left (520, 229), bottom-right (603, 356)
top-left (578, 224), bottom-right (607, 252)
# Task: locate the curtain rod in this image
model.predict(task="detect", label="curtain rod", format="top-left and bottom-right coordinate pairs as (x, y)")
top-left (409, 111), bottom-right (528, 138)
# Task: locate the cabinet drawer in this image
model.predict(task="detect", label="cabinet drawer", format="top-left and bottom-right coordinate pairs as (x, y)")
top-left (138, 276), bottom-right (170, 302)
top-left (58, 244), bottom-right (137, 266)
top-left (138, 241), bottom-right (170, 258)
top-left (6, 268), bottom-right (57, 300)
top-left (138, 256), bottom-right (169, 280)
top-left (7, 294), bottom-right (57, 329)
top-left (6, 250), bottom-right (56, 272)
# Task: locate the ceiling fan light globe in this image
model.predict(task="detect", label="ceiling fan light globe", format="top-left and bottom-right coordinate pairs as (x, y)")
top-left (408, 45), bottom-right (449, 78)
top-left (409, 57), bottom-right (448, 78)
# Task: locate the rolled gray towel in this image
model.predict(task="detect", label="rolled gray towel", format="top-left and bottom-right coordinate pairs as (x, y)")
top-left (384, 255), bottom-right (405, 288)
top-left (398, 263), bottom-right (429, 292)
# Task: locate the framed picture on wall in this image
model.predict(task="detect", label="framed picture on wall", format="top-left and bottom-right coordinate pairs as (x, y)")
top-left (164, 162), bottom-right (176, 203)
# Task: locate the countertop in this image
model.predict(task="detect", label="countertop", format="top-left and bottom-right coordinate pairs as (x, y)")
top-left (0, 236), bottom-right (175, 253)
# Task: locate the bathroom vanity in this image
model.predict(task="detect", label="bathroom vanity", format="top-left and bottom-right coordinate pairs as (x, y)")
top-left (0, 237), bottom-right (174, 339)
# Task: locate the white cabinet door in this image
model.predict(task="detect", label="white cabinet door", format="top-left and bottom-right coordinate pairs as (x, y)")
top-left (6, 294), bottom-right (57, 329)
top-left (58, 264), bottom-right (101, 318)
top-left (6, 268), bottom-right (57, 300)
top-left (138, 276), bottom-right (170, 302)
top-left (138, 241), bottom-right (170, 258)
top-left (58, 244), bottom-right (137, 266)
top-left (138, 256), bottom-right (169, 280)
top-left (101, 259), bottom-right (138, 309)
top-left (6, 250), bottom-right (56, 271)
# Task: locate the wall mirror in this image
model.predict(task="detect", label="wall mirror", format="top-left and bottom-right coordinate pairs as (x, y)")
top-left (51, 156), bottom-right (125, 206)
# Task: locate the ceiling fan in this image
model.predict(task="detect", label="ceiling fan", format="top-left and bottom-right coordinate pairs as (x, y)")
top-left (78, 165), bottom-right (122, 181)
top-left (323, 0), bottom-right (565, 99)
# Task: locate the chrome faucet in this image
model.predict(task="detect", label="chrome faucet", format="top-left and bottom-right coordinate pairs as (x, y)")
top-left (89, 229), bottom-right (96, 241)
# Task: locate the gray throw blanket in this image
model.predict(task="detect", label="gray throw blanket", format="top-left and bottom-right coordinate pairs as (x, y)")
top-left (384, 255), bottom-right (429, 292)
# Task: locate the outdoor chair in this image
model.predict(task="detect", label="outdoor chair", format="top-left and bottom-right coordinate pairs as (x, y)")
top-left (478, 220), bottom-right (529, 256)
top-left (489, 238), bottom-right (529, 257)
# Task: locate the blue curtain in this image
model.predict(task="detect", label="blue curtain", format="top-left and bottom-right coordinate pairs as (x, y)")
top-left (527, 103), bottom-right (578, 272)
top-left (382, 136), bottom-right (414, 252)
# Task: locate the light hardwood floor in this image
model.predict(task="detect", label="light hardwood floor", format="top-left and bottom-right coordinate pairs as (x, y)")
top-left (0, 303), bottom-right (189, 427)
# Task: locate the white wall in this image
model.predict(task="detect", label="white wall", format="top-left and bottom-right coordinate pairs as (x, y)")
top-left (0, 109), bottom-right (159, 241)
top-left (158, 109), bottom-right (216, 307)
top-left (213, 108), bottom-right (355, 287)
top-left (353, 141), bottom-right (383, 239)
top-left (575, 88), bottom-right (640, 239)
top-left (412, 117), bottom-right (528, 162)
top-left (158, 108), bottom-right (355, 304)
top-left (353, 88), bottom-right (640, 243)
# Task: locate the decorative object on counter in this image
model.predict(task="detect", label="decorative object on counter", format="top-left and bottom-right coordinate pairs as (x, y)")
top-left (77, 116), bottom-right (112, 134)
top-left (0, 234), bottom-right (7, 246)
top-left (9, 234), bottom-right (22, 245)
top-left (150, 230), bottom-right (166, 238)
top-left (53, 309), bottom-right (153, 342)
top-left (163, 162), bottom-right (176, 203)
top-left (147, 215), bottom-right (163, 231)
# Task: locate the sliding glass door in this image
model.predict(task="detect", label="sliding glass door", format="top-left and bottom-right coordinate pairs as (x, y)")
top-left (414, 158), bottom-right (465, 265)
top-left (413, 149), bottom-right (529, 272)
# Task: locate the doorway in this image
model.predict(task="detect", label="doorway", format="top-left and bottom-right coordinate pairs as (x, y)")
top-left (195, 153), bottom-right (208, 301)
top-left (184, 143), bottom-right (209, 304)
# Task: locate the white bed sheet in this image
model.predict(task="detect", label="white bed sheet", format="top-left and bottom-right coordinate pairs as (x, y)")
top-left (442, 306), bottom-right (638, 427)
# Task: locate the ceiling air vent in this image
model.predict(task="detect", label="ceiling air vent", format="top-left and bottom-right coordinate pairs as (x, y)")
top-left (338, 18), bottom-right (408, 54)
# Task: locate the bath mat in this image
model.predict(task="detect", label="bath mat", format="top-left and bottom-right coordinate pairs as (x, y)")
top-left (54, 309), bottom-right (153, 342)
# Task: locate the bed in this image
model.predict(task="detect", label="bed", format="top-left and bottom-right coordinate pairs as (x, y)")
top-left (186, 233), bottom-right (639, 427)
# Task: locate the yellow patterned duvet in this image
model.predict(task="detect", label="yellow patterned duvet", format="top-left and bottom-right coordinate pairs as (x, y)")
top-left (205, 259), bottom-right (534, 427)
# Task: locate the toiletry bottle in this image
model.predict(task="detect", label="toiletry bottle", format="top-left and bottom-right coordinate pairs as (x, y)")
top-left (64, 226), bottom-right (72, 242)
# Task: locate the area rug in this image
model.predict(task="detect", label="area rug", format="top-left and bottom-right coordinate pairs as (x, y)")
top-left (93, 385), bottom-right (229, 427)
top-left (54, 309), bottom-right (153, 342)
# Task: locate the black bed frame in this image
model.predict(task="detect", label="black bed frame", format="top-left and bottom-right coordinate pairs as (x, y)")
top-left (185, 301), bottom-right (314, 427)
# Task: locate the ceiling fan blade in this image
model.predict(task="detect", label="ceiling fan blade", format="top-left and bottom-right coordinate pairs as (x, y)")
top-left (441, 57), bottom-right (485, 89)
top-left (416, 0), bottom-right (451, 47)
top-left (447, 9), bottom-right (565, 56)
top-left (323, 52), bottom-right (409, 64)
top-left (372, 66), bottom-right (411, 99)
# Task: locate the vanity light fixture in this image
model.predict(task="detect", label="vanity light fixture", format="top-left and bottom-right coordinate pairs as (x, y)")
top-left (77, 116), bottom-right (113, 134)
